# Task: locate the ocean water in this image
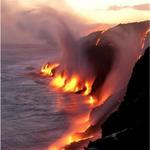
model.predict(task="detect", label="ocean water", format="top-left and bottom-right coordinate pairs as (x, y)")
top-left (2, 47), bottom-right (90, 150)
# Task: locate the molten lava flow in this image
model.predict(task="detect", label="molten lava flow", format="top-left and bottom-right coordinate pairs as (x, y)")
top-left (84, 81), bottom-right (92, 96)
top-left (67, 134), bottom-right (94, 145)
top-left (50, 73), bottom-right (93, 95)
top-left (40, 63), bottom-right (60, 77)
top-left (87, 96), bottom-right (97, 106)
top-left (51, 74), bottom-right (80, 92)
top-left (51, 74), bottom-right (66, 88)
top-left (40, 63), bottom-right (104, 150)
top-left (48, 114), bottom-right (92, 150)
top-left (39, 21), bottom-right (149, 150)
top-left (68, 136), bottom-right (74, 144)
top-left (40, 64), bottom-right (103, 150)
top-left (63, 75), bottom-right (79, 92)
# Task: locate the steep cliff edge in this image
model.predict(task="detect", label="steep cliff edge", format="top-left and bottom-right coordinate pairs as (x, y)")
top-left (86, 47), bottom-right (149, 150)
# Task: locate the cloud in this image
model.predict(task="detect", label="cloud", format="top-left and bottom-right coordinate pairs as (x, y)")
top-left (108, 3), bottom-right (150, 11)
top-left (108, 5), bottom-right (128, 11)
top-left (2, 0), bottom-right (107, 45)
top-left (132, 4), bottom-right (150, 10)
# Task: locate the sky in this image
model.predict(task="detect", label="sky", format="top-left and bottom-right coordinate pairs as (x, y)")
top-left (2, 0), bottom-right (150, 44)
top-left (66, 0), bottom-right (150, 23)
top-left (8, 0), bottom-right (150, 24)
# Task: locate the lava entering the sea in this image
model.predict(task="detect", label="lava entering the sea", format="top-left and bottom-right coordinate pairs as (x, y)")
top-left (40, 63), bottom-right (60, 77)
top-left (38, 21), bottom-right (149, 150)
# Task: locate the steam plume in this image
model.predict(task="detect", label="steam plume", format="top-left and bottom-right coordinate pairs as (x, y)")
top-left (85, 21), bottom-right (149, 138)
top-left (48, 21), bottom-right (149, 150)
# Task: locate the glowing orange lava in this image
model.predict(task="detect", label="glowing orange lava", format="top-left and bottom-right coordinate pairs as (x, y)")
top-left (85, 96), bottom-right (98, 107)
top-left (50, 73), bottom-right (93, 95)
top-left (63, 75), bottom-right (79, 92)
top-left (51, 74), bottom-right (66, 88)
top-left (84, 81), bottom-right (92, 96)
top-left (48, 114), bottom-right (91, 150)
top-left (88, 96), bottom-right (96, 105)
top-left (40, 63), bottom-right (59, 77)
top-left (40, 63), bottom-right (97, 150)
top-left (68, 136), bottom-right (74, 144)
top-left (49, 133), bottom-right (94, 150)
top-left (67, 134), bottom-right (94, 145)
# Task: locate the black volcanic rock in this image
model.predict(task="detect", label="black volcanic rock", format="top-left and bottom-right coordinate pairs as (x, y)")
top-left (86, 48), bottom-right (149, 150)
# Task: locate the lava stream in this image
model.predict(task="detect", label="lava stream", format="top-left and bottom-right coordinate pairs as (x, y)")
top-left (40, 63), bottom-right (60, 77)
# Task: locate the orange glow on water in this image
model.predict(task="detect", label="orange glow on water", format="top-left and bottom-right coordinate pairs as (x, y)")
top-left (49, 133), bottom-right (93, 150)
top-left (48, 114), bottom-right (91, 150)
top-left (39, 62), bottom-right (109, 150)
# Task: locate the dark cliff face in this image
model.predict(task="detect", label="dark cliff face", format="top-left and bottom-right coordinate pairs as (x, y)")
top-left (86, 47), bottom-right (149, 150)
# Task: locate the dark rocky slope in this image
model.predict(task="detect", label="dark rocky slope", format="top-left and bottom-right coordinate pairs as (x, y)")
top-left (86, 47), bottom-right (149, 150)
